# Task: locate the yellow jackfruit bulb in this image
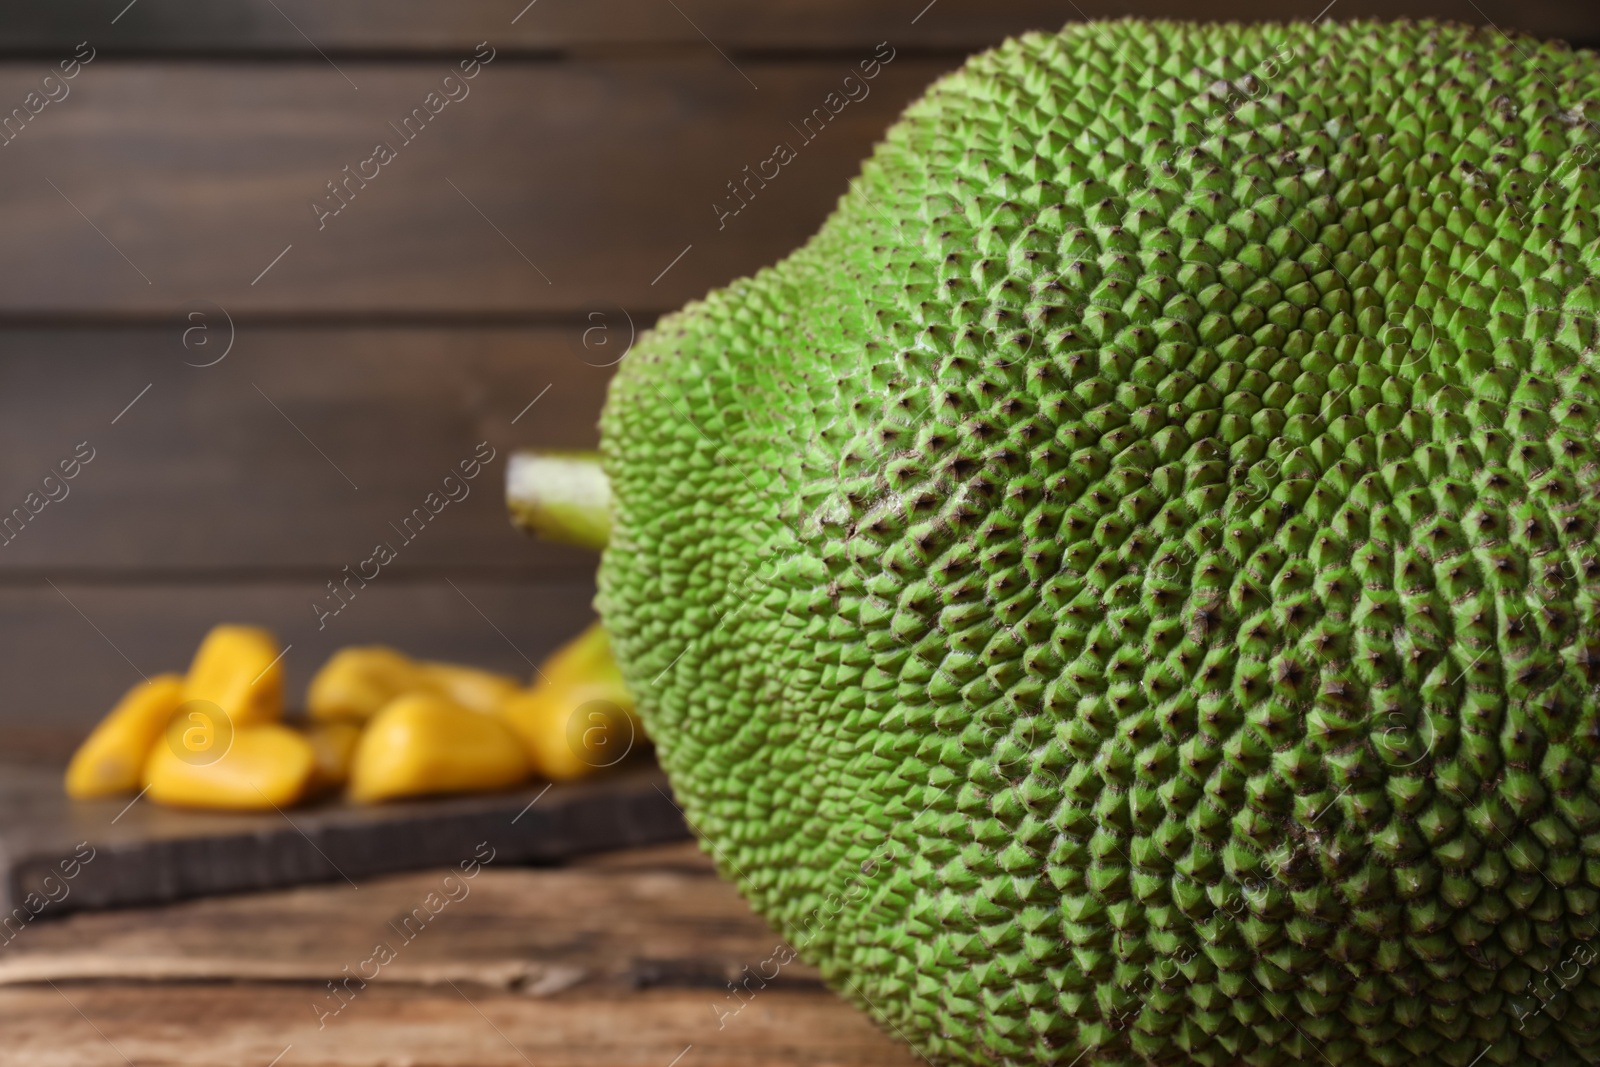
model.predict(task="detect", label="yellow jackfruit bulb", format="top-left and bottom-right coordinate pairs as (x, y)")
top-left (305, 720), bottom-right (363, 792)
top-left (419, 662), bottom-right (521, 714)
top-left (502, 681), bottom-right (637, 782)
top-left (183, 624), bottom-right (284, 728)
top-left (64, 674), bottom-right (185, 799)
top-left (347, 692), bottom-right (529, 803)
top-left (307, 645), bottom-right (423, 722)
top-left (142, 722), bottom-right (316, 810)
top-left (536, 620), bottom-right (623, 689)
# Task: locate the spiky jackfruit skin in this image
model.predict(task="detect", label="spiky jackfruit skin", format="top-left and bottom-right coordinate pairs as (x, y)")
top-left (599, 19), bottom-right (1600, 1066)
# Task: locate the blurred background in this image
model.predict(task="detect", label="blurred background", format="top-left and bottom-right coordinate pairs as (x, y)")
top-left (1, 0), bottom-right (1596, 756)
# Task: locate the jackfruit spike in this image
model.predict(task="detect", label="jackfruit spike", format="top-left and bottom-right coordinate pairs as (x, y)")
top-left (506, 450), bottom-right (611, 550)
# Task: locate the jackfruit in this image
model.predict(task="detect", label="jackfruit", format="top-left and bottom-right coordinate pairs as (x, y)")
top-left (496, 622), bottom-right (640, 779)
top-left (418, 661), bottom-right (522, 714)
top-left (347, 692), bottom-right (529, 803)
top-left (143, 722), bottom-right (315, 810)
top-left (64, 674), bottom-right (184, 798)
top-left (308, 646), bottom-right (521, 718)
top-left (593, 20), bottom-right (1600, 1067)
top-left (181, 624), bottom-right (283, 727)
top-left (307, 645), bottom-right (422, 721)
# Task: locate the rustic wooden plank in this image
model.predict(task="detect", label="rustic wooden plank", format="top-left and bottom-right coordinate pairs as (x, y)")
top-left (0, 0), bottom-right (1042, 53)
top-left (7, 30), bottom-right (1590, 320)
top-left (0, 764), bottom-right (687, 917)
top-left (0, 328), bottom-right (608, 572)
top-left (0, 985), bottom-right (916, 1067)
top-left (0, 842), bottom-right (919, 1066)
top-left (0, 578), bottom-right (597, 731)
top-left (1, 843), bottom-right (756, 987)
top-left (0, 58), bottom-right (947, 317)
top-left (0, 0), bottom-right (1589, 53)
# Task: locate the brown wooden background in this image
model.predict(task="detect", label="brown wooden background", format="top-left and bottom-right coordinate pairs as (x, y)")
top-left (1, 0), bottom-right (1595, 747)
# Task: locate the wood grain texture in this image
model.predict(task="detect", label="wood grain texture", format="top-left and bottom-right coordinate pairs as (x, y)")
top-left (0, 328), bottom-right (626, 730)
top-left (0, 328), bottom-right (610, 571)
top-left (0, 0), bottom-right (1591, 53)
top-left (0, 842), bottom-right (920, 1067)
top-left (0, 578), bottom-right (598, 730)
top-left (0, 985), bottom-right (917, 1067)
top-left (0, 58), bottom-right (949, 317)
top-left (2, 842), bottom-right (762, 985)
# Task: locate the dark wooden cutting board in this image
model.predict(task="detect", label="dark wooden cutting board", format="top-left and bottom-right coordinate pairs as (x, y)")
top-left (0, 762), bottom-right (689, 917)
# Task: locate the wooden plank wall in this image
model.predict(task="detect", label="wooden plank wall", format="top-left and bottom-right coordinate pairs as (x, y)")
top-left (0, 0), bottom-right (1595, 747)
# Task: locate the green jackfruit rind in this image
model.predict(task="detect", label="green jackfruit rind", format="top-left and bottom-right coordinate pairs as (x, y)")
top-left (601, 19), bottom-right (1600, 1067)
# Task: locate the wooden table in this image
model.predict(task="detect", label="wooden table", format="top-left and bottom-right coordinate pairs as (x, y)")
top-left (0, 841), bottom-right (919, 1067)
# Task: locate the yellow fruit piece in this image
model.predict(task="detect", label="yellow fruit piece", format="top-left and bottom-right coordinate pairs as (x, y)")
top-left (143, 723), bottom-right (315, 810)
top-left (536, 620), bottom-right (623, 689)
top-left (348, 693), bottom-right (529, 803)
top-left (502, 681), bottom-right (636, 782)
top-left (305, 720), bottom-right (363, 792)
top-left (183, 625), bottom-right (284, 727)
top-left (307, 645), bottom-right (423, 722)
top-left (500, 622), bottom-right (641, 781)
top-left (64, 674), bottom-right (185, 799)
top-left (419, 662), bottom-right (521, 714)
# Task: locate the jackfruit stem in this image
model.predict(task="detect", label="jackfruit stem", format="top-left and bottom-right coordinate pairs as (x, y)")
top-left (506, 450), bottom-right (611, 550)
